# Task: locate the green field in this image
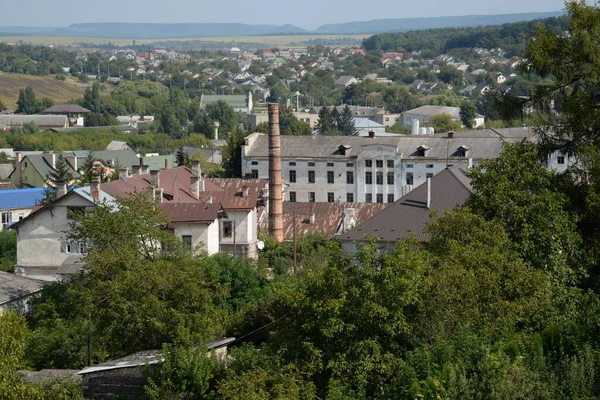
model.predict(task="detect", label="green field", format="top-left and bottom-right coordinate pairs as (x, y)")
top-left (0, 72), bottom-right (94, 109)
top-left (0, 34), bottom-right (368, 48)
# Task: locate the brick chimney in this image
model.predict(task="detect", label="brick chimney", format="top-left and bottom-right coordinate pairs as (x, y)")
top-left (91, 176), bottom-right (101, 201)
top-left (268, 103), bottom-right (283, 242)
top-left (150, 170), bottom-right (160, 188)
top-left (138, 157), bottom-right (145, 175)
top-left (242, 185), bottom-right (249, 197)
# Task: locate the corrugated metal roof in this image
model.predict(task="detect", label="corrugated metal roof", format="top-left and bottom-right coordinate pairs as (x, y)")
top-left (0, 271), bottom-right (45, 305)
top-left (0, 188), bottom-right (45, 209)
top-left (0, 115), bottom-right (68, 127)
top-left (343, 167), bottom-right (471, 243)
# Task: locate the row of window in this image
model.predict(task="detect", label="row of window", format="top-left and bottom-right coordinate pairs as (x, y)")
top-left (365, 171), bottom-right (395, 185)
top-left (251, 161), bottom-right (355, 168)
top-left (365, 160), bottom-right (395, 168)
top-left (290, 170), bottom-right (354, 184)
top-left (289, 192), bottom-right (394, 203)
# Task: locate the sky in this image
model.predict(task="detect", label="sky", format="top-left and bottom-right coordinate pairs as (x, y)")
top-left (3, 0), bottom-right (566, 29)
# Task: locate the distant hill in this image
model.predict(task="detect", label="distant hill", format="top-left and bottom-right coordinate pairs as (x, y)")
top-left (314, 11), bottom-right (564, 34)
top-left (48, 22), bottom-right (308, 39)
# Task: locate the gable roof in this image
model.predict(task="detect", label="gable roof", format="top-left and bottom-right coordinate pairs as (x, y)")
top-left (43, 104), bottom-right (90, 114)
top-left (342, 167), bottom-right (471, 243)
top-left (0, 115), bottom-right (68, 128)
top-left (0, 271), bottom-right (45, 306)
top-left (160, 203), bottom-right (224, 223)
top-left (334, 75), bottom-right (357, 86)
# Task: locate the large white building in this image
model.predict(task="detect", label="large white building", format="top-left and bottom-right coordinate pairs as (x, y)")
top-left (241, 128), bottom-right (533, 204)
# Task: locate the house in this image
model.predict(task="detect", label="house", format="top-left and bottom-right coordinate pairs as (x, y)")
top-left (0, 271), bottom-right (45, 313)
top-left (42, 104), bottom-right (90, 127)
top-left (340, 167), bottom-right (471, 254)
top-left (334, 75), bottom-right (359, 87)
top-left (200, 93), bottom-right (253, 114)
top-left (371, 113), bottom-right (402, 127)
top-left (77, 338), bottom-right (235, 399)
top-left (0, 115), bottom-right (69, 131)
top-left (257, 202), bottom-right (389, 240)
top-left (116, 115), bottom-right (155, 128)
top-left (105, 141), bottom-right (133, 151)
top-left (241, 128), bottom-right (531, 204)
top-left (309, 106), bottom-right (383, 119)
top-left (0, 188), bottom-right (45, 230)
top-left (401, 105), bottom-right (485, 128)
top-left (353, 118), bottom-right (386, 133)
top-left (492, 72), bottom-right (506, 84)
top-left (170, 146), bottom-right (222, 164)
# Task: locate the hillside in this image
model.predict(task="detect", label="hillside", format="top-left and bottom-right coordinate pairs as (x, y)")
top-left (0, 73), bottom-right (88, 109)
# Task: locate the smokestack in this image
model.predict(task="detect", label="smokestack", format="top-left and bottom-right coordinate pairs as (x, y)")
top-left (426, 177), bottom-right (431, 209)
top-left (150, 170), bottom-right (160, 187)
top-left (120, 166), bottom-right (129, 180)
top-left (91, 176), bottom-right (101, 201)
top-left (15, 152), bottom-right (22, 184)
top-left (213, 121), bottom-right (220, 141)
top-left (268, 103), bottom-right (283, 242)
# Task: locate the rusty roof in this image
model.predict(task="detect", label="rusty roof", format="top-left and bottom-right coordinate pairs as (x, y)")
top-left (160, 203), bottom-right (224, 223)
top-left (100, 166), bottom-right (266, 211)
top-left (258, 202), bottom-right (389, 240)
top-left (343, 167), bottom-right (471, 243)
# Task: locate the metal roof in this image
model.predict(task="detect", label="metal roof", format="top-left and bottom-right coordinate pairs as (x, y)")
top-left (402, 105), bottom-right (462, 118)
top-left (43, 104), bottom-right (90, 114)
top-left (0, 188), bottom-right (45, 210)
top-left (0, 115), bottom-right (68, 127)
top-left (160, 203), bottom-right (223, 223)
top-left (0, 271), bottom-right (45, 306)
top-left (343, 167), bottom-right (472, 243)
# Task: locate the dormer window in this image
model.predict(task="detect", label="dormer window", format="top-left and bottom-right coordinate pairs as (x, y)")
top-left (417, 145), bottom-right (430, 157)
top-left (457, 145), bottom-right (470, 157)
top-left (338, 144), bottom-right (351, 156)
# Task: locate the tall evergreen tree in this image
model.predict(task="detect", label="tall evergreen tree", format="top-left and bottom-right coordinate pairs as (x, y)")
top-left (459, 101), bottom-right (478, 129)
top-left (16, 87), bottom-right (37, 114)
top-left (46, 154), bottom-right (74, 187)
top-left (330, 107), bottom-right (340, 130)
top-left (338, 105), bottom-right (358, 136)
top-left (82, 82), bottom-right (101, 113)
top-left (316, 106), bottom-right (334, 135)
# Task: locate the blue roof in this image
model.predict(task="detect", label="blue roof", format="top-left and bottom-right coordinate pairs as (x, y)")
top-left (0, 188), bottom-right (45, 210)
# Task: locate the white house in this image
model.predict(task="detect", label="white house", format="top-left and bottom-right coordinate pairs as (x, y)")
top-left (401, 105), bottom-right (485, 129)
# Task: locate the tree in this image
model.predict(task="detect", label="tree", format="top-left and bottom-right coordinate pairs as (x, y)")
top-left (82, 82), bottom-right (101, 113)
top-left (222, 128), bottom-right (246, 178)
top-left (428, 113), bottom-right (461, 133)
top-left (16, 86), bottom-right (38, 114)
top-left (459, 101), bottom-right (478, 128)
top-left (316, 106), bottom-right (338, 135)
top-left (0, 98), bottom-right (5, 112)
top-left (338, 105), bottom-right (358, 136)
top-left (46, 154), bottom-right (73, 188)
top-left (176, 146), bottom-right (191, 167)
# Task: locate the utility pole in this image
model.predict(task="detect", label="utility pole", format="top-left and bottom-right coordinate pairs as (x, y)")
top-left (293, 208), bottom-right (297, 274)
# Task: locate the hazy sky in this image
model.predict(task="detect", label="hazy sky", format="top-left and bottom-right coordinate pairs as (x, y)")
top-left (4, 0), bottom-right (566, 29)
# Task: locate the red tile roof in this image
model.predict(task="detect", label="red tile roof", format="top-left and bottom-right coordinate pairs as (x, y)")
top-left (160, 203), bottom-right (223, 223)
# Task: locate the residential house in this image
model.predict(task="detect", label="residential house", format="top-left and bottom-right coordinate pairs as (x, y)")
top-left (0, 115), bottom-right (69, 131)
top-left (401, 105), bottom-right (485, 128)
top-left (200, 93), bottom-right (253, 114)
top-left (241, 128), bottom-right (531, 204)
top-left (371, 113), bottom-right (402, 127)
top-left (340, 166), bottom-right (471, 254)
top-left (0, 271), bottom-right (45, 314)
top-left (42, 104), bottom-right (90, 127)
top-left (334, 75), bottom-right (359, 87)
top-left (0, 188), bottom-right (45, 230)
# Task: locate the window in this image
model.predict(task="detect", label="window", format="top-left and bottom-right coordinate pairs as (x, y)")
top-left (251, 161), bottom-right (258, 165)
top-left (67, 206), bottom-right (86, 220)
top-left (387, 160), bottom-right (394, 168)
top-left (456, 149), bottom-right (466, 157)
top-left (327, 162), bottom-right (334, 167)
top-left (65, 242), bottom-right (72, 253)
top-left (365, 193), bottom-right (372, 203)
top-left (346, 162), bottom-right (353, 167)
top-left (426, 164), bottom-right (434, 168)
top-left (406, 172), bottom-right (414, 185)
top-left (309, 192), bottom-right (315, 202)
top-left (365, 171), bottom-right (372, 184)
top-left (426, 173), bottom-right (434, 179)
top-left (387, 172), bottom-right (394, 185)
top-left (289, 191), bottom-right (296, 202)
top-left (223, 221), bottom-right (233, 238)
top-left (346, 171), bottom-right (354, 184)
top-left (376, 160), bottom-right (383, 168)
top-left (308, 170), bottom-right (315, 183)
top-left (250, 169), bottom-right (258, 179)
top-left (289, 170), bottom-right (296, 183)
top-left (327, 171), bottom-right (334, 184)
top-left (376, 194), bottom-right (384, 203)
top-left (289, 161), bottom-right (296, 166)
top-left (365, 159), bottom-right (372, 167)
top-left (1, 212), bottom-right (10, 224)
top-left (557, 155), bottom-right (565, 164)
top-left (327, 192), bottom-right (335, 202)
top-left (387, 194), bottom-right (394, 203)
top-left (308, 162), bottom-right (315, 167)
top-left (346, 192), bottom-right (354, 202)
top-left (376, 172), bottom-right (383, 185)
top-left (182, 235), bottom-right (192, 251)
top-left (406, 163), bottom-right (414, 168)
top-left (78, 241), bottom-right (86, 254)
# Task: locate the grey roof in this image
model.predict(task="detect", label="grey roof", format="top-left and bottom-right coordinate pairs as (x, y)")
top-left (105, 140), bottom-right (132, 151)
top-left (343, 167), bottom-right (471, 243)
top-left (402, 105), bottom-right (461, 118)
top-left (334, 75), bottom-right (357, 86)
top-left (0, 164), bottom-right (14, 180)
top-left (244, 129), bottom-right (528, 161)
top-left (43, 104), bottom-right (90, 114)
top-left (0, 271), bottom-right (45, 306)
top-left (0, 115), bottom-right (68, 128)
top-left (200, 94), bottom-right (247, 109)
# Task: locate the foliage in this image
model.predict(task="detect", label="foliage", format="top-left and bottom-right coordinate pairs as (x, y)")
top-left (16, 86), bottom-right (38, 114)
top-left (459, 101), bottom-right (478, 128)
top-left (0, 230), bottom-right (16, 272)
top-left (428, 113), bottom-right (461, 133)
top-left (45, 153), bottom-right (73, 186)
top-left (222, 128), bottom-right (246, 177)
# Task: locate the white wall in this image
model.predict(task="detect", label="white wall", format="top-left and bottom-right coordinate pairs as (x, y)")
top-left (1, 206), bottom-right (36, 231)
top-left (219, 209), bottom-right (257, 258)
top-left (173, 219), bottom-right (219, 255)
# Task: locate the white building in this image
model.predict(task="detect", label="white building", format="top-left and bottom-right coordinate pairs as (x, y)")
top-left (401, 105), bottom-right (485, 129)
top-left (242, 128), bottom-right (532, 204)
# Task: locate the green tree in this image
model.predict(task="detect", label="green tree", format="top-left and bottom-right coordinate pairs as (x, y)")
top-left (82, 82), bottom-right (101, 113)
top-left (222, 129), bottom-right (246, 178)
top-left (459, 101), bottom-right (478, 128)
top-left (316, 106), bottom-right (337, 135)
top-left (338, 105), bottom-right (358, 136)
top-left (428, 113), bottom-right (461, 133)
top-left (46, 154), bottom-right (73, 187)
top-left (16, 86), bottom-right (38, 114)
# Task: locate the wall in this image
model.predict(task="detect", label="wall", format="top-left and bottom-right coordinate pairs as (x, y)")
top-left (11, 158), bottom-right (45, 187)
top-left (0, 206), bottom-right (36, 231)
top-left (219, 209), bottom-right (257, 259)
top-left (173, 220), bottom-right (219, 255)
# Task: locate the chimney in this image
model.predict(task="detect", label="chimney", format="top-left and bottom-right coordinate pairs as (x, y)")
top-left (150, 170), bottom-right (160, 187)
top-left (190, 160), bottom-right (204, 199)
top-left (138, 157), bottom-right (144, 175)
top-left (43, 152), bottom-right (56, 169)
top-left (91, 176), bottom-right (101, 201)
top-left (56, 181), bottom-right (67, 198)
top-left (242, 185), bottom-right (249, 197)
top-left (164, 158), bottom-right (168, 169)
top-left (15, 152), bottom-right (22, 184)
top-left (468, 157), bottom-right (473, 170)
top-left (119, 166), bottom-right (129, 180)
top-left (206, 194), bottom-right (213, 204)
top-left (309, 213), bottom-right (315, 224)
top-left (368, 130), bottom-right (375, 138)
top-left (447, 131), bottom-right (454, 139)
top-left (426, 177), bottom-right (432, 209)
top-left (268, 103), bottom-right (283, 243)
top-left (213, 121), bottom-right (220, 141)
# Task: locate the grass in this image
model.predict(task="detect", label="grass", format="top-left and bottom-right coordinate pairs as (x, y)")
top-left (0, 72), bottom-right (91, 109)
top-left (0, 34), bottom-right (368, 48)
